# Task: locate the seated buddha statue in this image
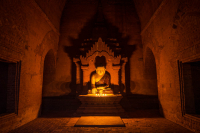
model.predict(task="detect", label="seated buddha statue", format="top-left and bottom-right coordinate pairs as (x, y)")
top-left (90, 66), bottom-right (113, 94)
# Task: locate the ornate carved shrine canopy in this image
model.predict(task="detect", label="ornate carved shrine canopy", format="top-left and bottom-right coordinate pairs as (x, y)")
top-left (73, 38), bottom-right (127, 94)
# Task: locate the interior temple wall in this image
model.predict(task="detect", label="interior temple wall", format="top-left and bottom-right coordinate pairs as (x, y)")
top-left (133, 0), bottom-right (163, 30)
top-left (1, 0), bottom-right (200, 132)
top-left (35, 0), bottom-right (66, 31)
top-left (134, 0), bottom-right (200, 131)
top-left (0, 0), bottom-right (64, 132)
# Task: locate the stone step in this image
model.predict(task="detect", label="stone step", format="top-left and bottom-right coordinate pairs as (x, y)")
top-left (74, 116), bottom-right (125, 127)
top-left (77, 109), bottom-right (124, 113)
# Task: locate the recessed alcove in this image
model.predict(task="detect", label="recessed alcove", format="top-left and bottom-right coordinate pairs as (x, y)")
top-left (0, 60), bottom-right (20, 115)
top-left (0, 61), bottom-right (8, 115)
top-left (144, 47), bottom-right (158, 95)
top-left (73, 38), bottom-right (128, 95)
top-left (181, 60), bottom-right (200, 116)
top-left (95, 56), bottom-right (107, 67)
top-left (42, 49), bottom-right (56, 97)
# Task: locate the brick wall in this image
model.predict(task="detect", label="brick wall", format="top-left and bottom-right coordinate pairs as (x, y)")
top-left (134, 0), bottom-right (200, 132)
top-left (0, 0), bottom-right (63, 132)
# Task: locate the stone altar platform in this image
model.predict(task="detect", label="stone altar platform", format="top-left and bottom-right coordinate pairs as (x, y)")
top-left (76, 94), bottom-right (125, 116)
top-left (74, 116), bottom-right (125, 127)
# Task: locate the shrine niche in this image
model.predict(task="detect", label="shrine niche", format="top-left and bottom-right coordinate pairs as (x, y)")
top-left (73, 38), bottom-right (127, 94)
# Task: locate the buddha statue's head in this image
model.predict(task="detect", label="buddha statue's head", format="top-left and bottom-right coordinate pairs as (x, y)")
top-left (96, 66), bottom-right (106, 76)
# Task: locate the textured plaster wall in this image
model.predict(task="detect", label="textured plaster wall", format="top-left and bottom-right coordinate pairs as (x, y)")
top-left (133, 0), bottom-right (163, 30)
top-left (134, 0), bottom-right (200, 131)
top-left (35, 0), bottom-right (66, 30)
top-left (55, 0), bottom-right (149, 96)
top-left (0, 0), bottom-right (63, 132)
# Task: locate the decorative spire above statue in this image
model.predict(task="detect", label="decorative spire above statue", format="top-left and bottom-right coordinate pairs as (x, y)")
top-left (92, 0), bottom-right (108, 40)
top-left (80, 38), bottom-right (121, 65)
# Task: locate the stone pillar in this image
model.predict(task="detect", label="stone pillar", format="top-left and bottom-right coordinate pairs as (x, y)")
top-left (112, 65), bottom-right (120, 93)
top-left (121, 57), bottom-right (128, 93)
top-left (73, 58), bottom-right (80, 84)
top-left (112, 66), bottom-right (120, 85)
top-left (81, 66), bottom-right (89, 94)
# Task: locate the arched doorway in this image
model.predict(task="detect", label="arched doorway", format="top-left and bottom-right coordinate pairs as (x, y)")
top-left (144, 47), bottom-right (158, 95)
top-left (143, 47), bottom-right (162, 116)
top-left (42, 49), bottom-right (56, 96)
top-left (41, 49), bottom-right (56, 114)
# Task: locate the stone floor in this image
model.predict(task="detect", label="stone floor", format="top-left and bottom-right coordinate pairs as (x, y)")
top-left (9, 116), bottom-right (193, 133)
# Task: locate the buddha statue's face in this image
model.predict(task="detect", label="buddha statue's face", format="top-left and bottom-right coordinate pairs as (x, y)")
top-left (96, 66), bottom-right (106, 76)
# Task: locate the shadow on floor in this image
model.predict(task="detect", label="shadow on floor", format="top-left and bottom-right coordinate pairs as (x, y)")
top-left (40, 94), bottom-right (162, 118)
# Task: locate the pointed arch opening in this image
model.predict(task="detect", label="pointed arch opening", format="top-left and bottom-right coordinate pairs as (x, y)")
top-left (144, 47), bottom-right (158, 95)
top-left (42, 49), bottom-right (56, 97)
